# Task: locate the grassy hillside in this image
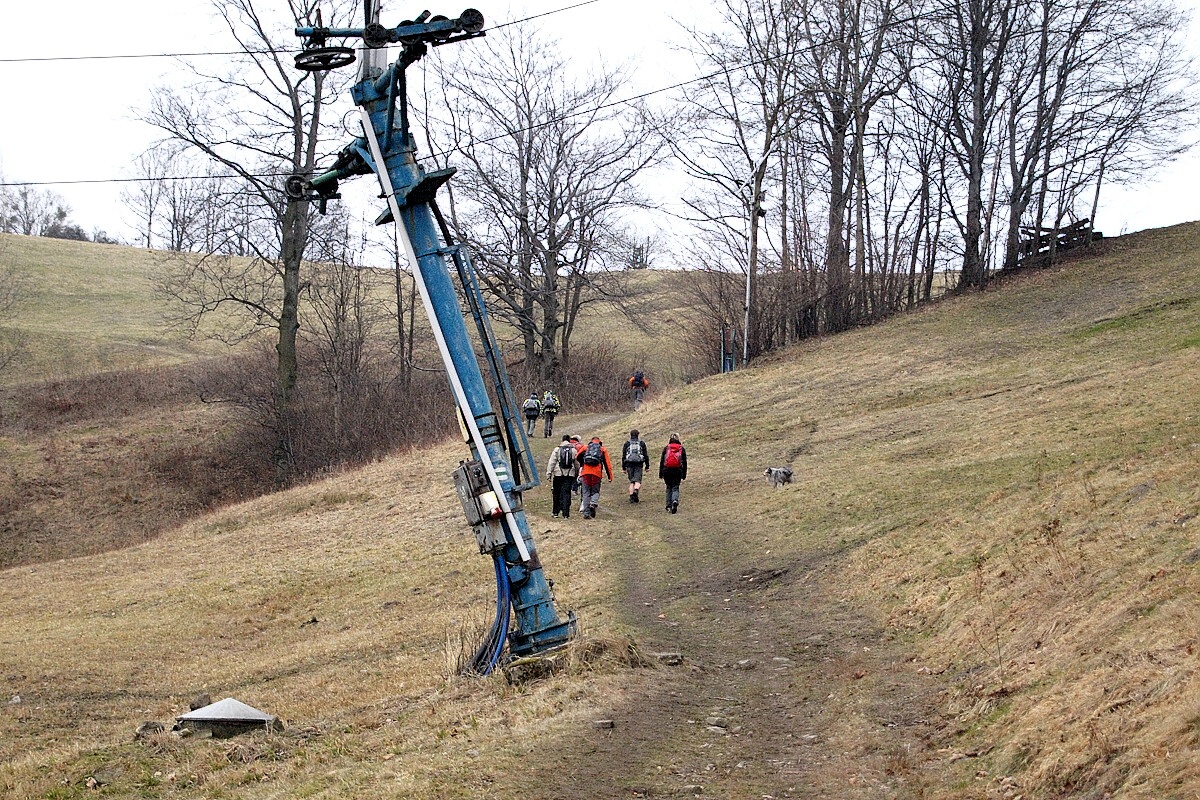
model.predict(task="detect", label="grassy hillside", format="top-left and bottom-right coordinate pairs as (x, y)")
top-left (0, 235), bottom-right (683, 569)
top-left (0, 232), bottom-right (689, 391)
top-left (0, 224), bottom-right (1198, 798)
top-left (0, 234), bottom-right (231, 383)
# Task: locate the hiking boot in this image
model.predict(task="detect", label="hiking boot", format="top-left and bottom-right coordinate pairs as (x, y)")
top-left (632, 490), bottom-right (639, 503)
top-left (670, 502), bottom-right (678, 514)
top-left (629, 494), bottom-right (636, 504)
top-left (552, 513), bottom-right (560, 518)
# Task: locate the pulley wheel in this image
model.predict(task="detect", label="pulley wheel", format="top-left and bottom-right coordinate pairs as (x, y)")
top-left (459, 9), bottom-right (485, 33)
top-left (283, 175), bottom-right (308, 200)
top-left (294, 46), bottom-right (355, 71)
top-left (363, 22), bottom-right (392, 48)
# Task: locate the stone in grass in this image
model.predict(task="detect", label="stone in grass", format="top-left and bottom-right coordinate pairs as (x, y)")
top-left (653, 652), bottom-right (684, 666)
top-left (593, 719), bottom-right (615, 729)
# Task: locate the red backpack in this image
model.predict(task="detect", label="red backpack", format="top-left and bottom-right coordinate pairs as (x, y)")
top-left (664, 442), bottom-right (683, 469)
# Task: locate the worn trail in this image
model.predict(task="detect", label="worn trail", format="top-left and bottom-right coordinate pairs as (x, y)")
top-left (501, 422), bottom-right (953, 797)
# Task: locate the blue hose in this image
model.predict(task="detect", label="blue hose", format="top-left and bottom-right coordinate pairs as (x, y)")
top-left (466, 553), bottom-right (511, 675)
top-left (485, 553), bottom-right (512, 674)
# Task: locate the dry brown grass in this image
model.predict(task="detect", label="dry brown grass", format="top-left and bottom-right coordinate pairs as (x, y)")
top-left (1, 223), bottom-right (1198, 798)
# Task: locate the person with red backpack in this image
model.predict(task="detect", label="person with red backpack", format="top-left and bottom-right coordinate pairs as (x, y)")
top-left (575, 436), bottom-right (614, 520)
top-left (658, 433), bottom-right (688, 514)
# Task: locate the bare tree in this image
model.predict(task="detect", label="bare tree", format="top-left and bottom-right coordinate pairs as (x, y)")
top-left (672, 0), bottom-right (1194, 367)
top-left (300, 209), bottom-right (388, 456)
top-left (0, 254), bottom-right (26, 379)
top-left (934, 0), bottom-right (1021, 288)
top-left (0, 186), bottom-right (74, 237)
top-left (122, 144), bottom-right (218, 252)
top-left (1057, 0), bottom-right (1195, 248)
top-left (424, 25), bottom-right (664, 382)
top-left (675, 0), bottom-right (803, 361)
top-left (143, 0), bottom-right (353, 483)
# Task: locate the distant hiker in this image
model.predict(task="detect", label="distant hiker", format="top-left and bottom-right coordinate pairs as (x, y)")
top-left (621, 429), bottom-right (650, 504)
top-left (659, 433), bottom-right (688, 514)
top-left (575, 436), bottom-right (614, 520)
top-left (628, 370), bottom-right (649, 409)
top-left (547, 434), bottom-right (579, 518)
top-left (522, 393), bottom-right (541, 435)
top-left (540, 389), bottom-right (561, 438)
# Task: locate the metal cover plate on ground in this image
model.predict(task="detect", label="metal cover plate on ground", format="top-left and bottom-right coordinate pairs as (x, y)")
top-left (177, 697), bottom-right (276, 724)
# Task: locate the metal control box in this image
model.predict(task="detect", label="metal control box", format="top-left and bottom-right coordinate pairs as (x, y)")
top-left (452, 461), bottom-right (507, 552)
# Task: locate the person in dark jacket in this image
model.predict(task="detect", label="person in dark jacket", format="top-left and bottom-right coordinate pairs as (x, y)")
top-left (658, 432), bottom-right (688, 514)
top-left (621, 428), bottom-right (650, 504)
top-left (522, 393), bottom-right (541, 435)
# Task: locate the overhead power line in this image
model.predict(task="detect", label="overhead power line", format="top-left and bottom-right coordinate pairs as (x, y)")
top-left (0, 2), bottom-right (600, 63)
top-left (0, 174), bottom-right (292, 188)
top-left (0, 50), bottom-right (267, 63)
top-left (1, 7), bottom-right (924, 189)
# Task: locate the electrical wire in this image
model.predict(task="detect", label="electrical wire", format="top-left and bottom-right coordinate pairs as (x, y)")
top-left (0, 173), bottom-right (292, 188)
top-left (1, 7), bottom-right (929, 189)
top-left (0, 2), bottom-right (601, 63)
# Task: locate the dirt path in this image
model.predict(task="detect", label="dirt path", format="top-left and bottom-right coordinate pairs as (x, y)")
top-left (510, 416), bottom-right (956, 798)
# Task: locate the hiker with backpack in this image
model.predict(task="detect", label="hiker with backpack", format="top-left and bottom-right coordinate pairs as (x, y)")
top-left (540, 389), bottom-right (561, 438)
top-left (575, 436), bottom-right (614, 520)
top-left (659, 433), bottom-right (688, 514)
top-left (568, 434), bottom-right (584, 506)
top-left (621, 429), bottom-right (650, 504)
top-left (628, 370), bottom-right (649, 409)
top-left (522, 392), bottom-right (541, 435)
top-left (546, 434), bottom-right (579, 518)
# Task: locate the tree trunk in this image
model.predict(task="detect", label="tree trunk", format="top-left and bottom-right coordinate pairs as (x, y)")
top-left (274, 198), bottom-right (308, 484)
top-left (825, 108), bottom-right (853, 332)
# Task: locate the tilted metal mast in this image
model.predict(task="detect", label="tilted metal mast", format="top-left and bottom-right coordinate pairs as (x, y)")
top-left (290, 7), bottom-right (576, 672)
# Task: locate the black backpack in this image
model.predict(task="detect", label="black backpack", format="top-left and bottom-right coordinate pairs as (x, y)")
top-left (631, 371), bottom-right (646, 388)
top-left (557, 444), bottom-right (574, 471)
top-left (624, 439), bottom-right (646, 467)
top-left (583, 441), bottom-right (603, 466)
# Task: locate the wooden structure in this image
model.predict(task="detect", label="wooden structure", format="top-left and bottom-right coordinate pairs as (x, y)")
top-left (1017, 218), bottom-right (1103, 267)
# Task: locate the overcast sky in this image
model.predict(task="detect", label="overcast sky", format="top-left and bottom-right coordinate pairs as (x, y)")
top-left (0, 0), bottom-right (1196, 248)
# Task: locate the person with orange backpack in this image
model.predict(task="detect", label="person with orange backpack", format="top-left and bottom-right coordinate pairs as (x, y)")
top-left (658, 433), bottom-right (688, 514)
top-left (628, 370), bottom-right (649, 409)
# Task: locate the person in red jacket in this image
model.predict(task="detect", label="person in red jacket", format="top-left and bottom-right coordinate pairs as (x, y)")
top-left (575, 436), bottom-right (614, 520)
top-left (659, 433), bottom-right (688, 514)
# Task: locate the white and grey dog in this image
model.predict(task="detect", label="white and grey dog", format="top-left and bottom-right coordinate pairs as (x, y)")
top-left (763, 467), bottom-right (794, 488)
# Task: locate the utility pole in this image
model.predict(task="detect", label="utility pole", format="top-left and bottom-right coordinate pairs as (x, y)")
top-left (743, 150), bottom-right (772, 367)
